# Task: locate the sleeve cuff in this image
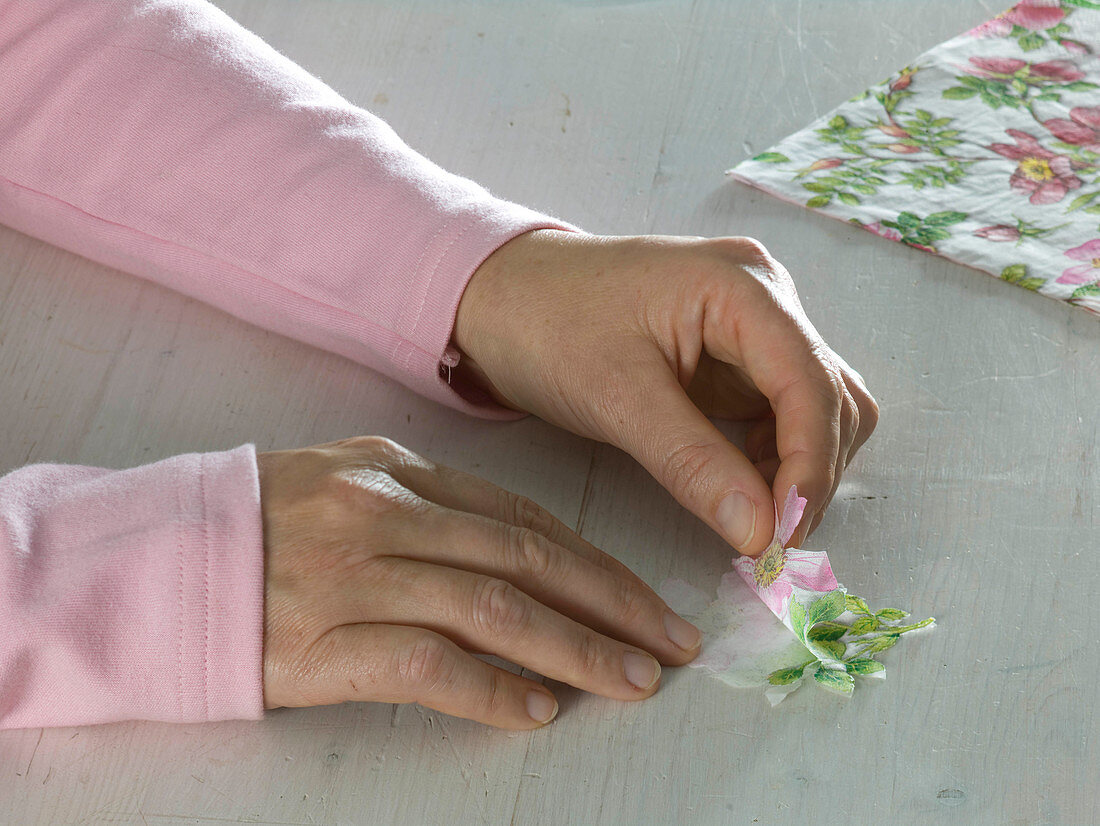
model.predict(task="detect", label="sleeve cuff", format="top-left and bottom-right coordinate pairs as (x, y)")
top-left (0, 443), bottom-right (265, 728)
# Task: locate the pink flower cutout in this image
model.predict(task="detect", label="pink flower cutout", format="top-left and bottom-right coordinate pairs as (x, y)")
top-left (733, 487), bottom-right (838, 623)
top-left (1045, 106), bottom-right (1100, 152)
top-left (1005, 0), bottom-right (1066, 30)
top-left (1029, 60), bottom-right (1086, 82)
top-left (1057, 240), bottom-right (1100, 285)
top-left (989, 129), bottom-right (1082, 205)
top-left (1058, 39), bottom-right (1091, 56)
top-left (965, 57), bottom-right (1085, 82)
top-left (968, 0), bottom-right (1065, 37)
top-left (967, 56), bottom-right (1028, 76)
top-left (975, 225), bottom-right (1021, 242)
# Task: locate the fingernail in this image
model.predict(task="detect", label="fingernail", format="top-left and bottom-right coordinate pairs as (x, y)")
top-left (663, 611), bottom-right (702, 651)
top-left (623, 652), bottom-right (661, 690)
top-left (525, 690), bottom-right (558, 724)
top-left (716, 492), bottom-right (757, 549)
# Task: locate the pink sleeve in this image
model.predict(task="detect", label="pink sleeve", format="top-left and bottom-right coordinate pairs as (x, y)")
top-left (0, 0), bottom-right (580, 728)
top-left (0, 0), bottom-right (579, 415)
top-left (0, 445), bottom-right (265, 728)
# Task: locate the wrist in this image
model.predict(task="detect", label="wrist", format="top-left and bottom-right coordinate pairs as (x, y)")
top-left (453, 228), bottom-right (572, 408)
top-left (455, 229), bottom-right (556, 354)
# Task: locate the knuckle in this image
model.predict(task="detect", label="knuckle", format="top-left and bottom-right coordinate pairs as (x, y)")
top-left (396, 635), bottom-right (454, 691)
top-left (335, 435), bottom-right (403, 458)
top-left (804, 357), bottom-right (846, 411)
top-left (841, 392), bottom-right (860, 440)
top-left (706, 237), bottom-right (793, 291)
top-left (480, 669), bottom-right (509, 717)
top-left (708, 235), bottom-right (772, 263)
top-left (336, 436), bottom-right (433, 477)
top-left (472, 577), bottom-right (532, 639)
top-left (862, 392), bottom-right (881, 432)
top-left (572, 631), bottom-right (606, 676)
top-left (505, 490), bottom-right (559, 539)
top-left (660, 440), bottom-right (719, 494)
top-left (730, 235), bottom-right (772, 262)
top-left (505, 526), bottom-right (556, 581)
top-left (611, 578), bottom-right (655, 629)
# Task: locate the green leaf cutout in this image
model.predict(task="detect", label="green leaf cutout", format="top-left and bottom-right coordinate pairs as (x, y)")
top-left (846, 658), bottom-right (886, 676)
top-left (812, 639), bottom-right (847, 661)
top-left (1064, 81), bottom-right (1100, 92)
top-left (806, 195), bottom-right (832, 208)
top-left (813, 668), bottom-right (855, 694)
top-left (942, 87), bottom-right (978, 100)
top-left (875, 608), bottom-right (909, 622)
top-left (789, 599), bottom-right (808, 636)
top-left (807, 622), bottom-right (848, 642)
top-left (1067, 191), bottom-right (1100, 212)
top-left (1018, 32), bottom-right (1045, 51)
top-left (925, 211), bottom-right (967, 226)
top-left (807, 590), bottom-right (847, 628)
top-left (845, 594), bottom-right (871, 615)
top-left (1001, 264), bottom-right (1028, 283)
top-left (1063, 0), bottom-right (1100, 8)
top-left (1016, 277), bottom-right (1047, 292)
top-left (753, 152), bottom-right (790, 163)
top-left (837, 192), bottom-right (861, 206)
top-left (1072, 283), bottom-right (1100, 300)
top-left (849, 616), bottom-right (879, 636)
top-left (828, 115), bottom-right (849, 130)
top-left (860, 633), bottom-right (902, 654)
top-left (767, 664), bottom-right (807, 685)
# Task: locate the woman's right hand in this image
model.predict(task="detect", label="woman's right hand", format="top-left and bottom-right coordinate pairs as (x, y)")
top-left (257, 436), bottom-right (702, 730)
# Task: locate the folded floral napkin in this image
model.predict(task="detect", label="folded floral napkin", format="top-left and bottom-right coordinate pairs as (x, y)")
top-left (728, 0), bottom-right (1100, 317)
top-left (661, 488), bottom-right (934, 705)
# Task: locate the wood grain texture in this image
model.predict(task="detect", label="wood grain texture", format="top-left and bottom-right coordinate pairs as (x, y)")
top-left (1, 1), bottom-right (1097, 823)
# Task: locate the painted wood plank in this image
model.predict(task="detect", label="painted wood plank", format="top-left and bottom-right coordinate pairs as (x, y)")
top-left (0, 1), bottom-right (1096, 823)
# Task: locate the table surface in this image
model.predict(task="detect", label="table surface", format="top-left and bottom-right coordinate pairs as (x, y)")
top-left (2, 1), bottom-right (1097, 824)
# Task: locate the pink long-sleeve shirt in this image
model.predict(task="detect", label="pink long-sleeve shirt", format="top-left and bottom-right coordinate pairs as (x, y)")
top-left (0, 0), bottom-right (574, 728)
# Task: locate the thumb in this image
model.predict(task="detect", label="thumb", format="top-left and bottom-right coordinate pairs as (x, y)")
top-left (612, 366), bottom-right (776, 556)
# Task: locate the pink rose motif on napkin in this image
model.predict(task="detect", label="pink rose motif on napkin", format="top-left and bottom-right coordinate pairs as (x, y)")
top-left (969, 0), bottom-right (1066, 38)
top-left (1045, 105), bottom-right (1100, 150)
top-left (1058, 239), bottom-right (1100, 284)
top-left (727, 0), bottom-right (1100, 317)
top-left (990, 129), bottom-right (1082, 205)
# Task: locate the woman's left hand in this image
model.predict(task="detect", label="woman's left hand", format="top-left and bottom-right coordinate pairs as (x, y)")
top-left (454, 230), bottom-right (878, 556)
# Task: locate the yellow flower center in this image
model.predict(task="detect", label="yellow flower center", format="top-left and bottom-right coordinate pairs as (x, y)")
top-left (1092, 258), bottom-right (1100, 269)
top-left (1019, 157), bottom-right (1054, 182)
top-left (753, 543), bottom-right (787, 588)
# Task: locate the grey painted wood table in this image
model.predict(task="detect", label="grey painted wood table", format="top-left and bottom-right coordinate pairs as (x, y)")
top-left (1, 1), bottom-right (1097, 823)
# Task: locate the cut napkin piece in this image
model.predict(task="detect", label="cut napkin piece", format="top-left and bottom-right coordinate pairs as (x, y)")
top-left (661, 487), bottom-right (934, 705)
top-left (728, 0), bottom-right (1100, 317)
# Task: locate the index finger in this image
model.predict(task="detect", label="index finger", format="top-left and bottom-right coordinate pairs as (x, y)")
top-left (700, 245), bottom-right (844, 545)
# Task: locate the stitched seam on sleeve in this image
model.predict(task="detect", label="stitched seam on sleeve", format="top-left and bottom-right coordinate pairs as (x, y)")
top-left (403, 213), bottom-right (483, 373)
top-left (0, 175), bottom-right (443, 362)
top-left (199, 453), bottom-right (210, 722)
top-left (406, 218), bottom-right (459, 334)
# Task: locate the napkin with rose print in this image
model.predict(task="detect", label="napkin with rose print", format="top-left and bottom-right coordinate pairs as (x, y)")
top-left (661, 487), bottom-right (934, 705)
top-left (728, 0), bottom-right (1100, 317)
